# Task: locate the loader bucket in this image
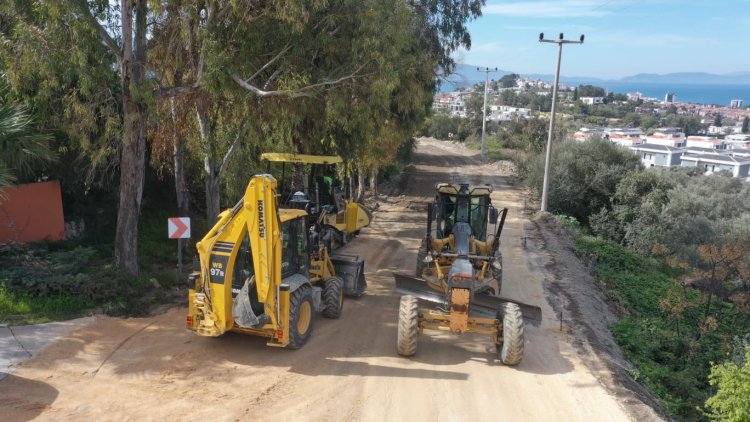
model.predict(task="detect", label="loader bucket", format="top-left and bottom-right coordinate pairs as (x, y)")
top-left (393, 272), bottom-right (542, 325)
top-left (332, 253), bottom-right (367, 297)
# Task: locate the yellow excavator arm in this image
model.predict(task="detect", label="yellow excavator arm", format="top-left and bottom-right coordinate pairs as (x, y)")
top-left (189, 175), bottom-right (286, 338)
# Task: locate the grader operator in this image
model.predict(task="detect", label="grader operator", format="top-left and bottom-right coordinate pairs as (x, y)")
top-left (187, 174), bottom-right (366, 348)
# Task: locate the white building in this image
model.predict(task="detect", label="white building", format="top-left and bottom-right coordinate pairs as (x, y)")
top-left (725, 134), bottom-right (750, 149)
top-left (488, 105), bottom-right (531, 121)
top-left (630, 144), bottom-right (685, 167)
top-left (708, 125), bottom-right (733, 135)
top-left (730, 99), bottom-right (744, 109)
top-left (627, 92), bottom-right (643, 101)
top-left (645, 129), bottom-right (686, 147)
top-left (686, 136), bottom-right (726, 150)
top-left (580, 96), bottom-right (604, 105)
top-left (681, 153), bottom-right (750, 178)
top-left (573, 127), bottom-right (604, 142)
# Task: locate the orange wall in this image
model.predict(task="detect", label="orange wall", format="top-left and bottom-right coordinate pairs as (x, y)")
top-left (0, 181), bottom-right (65, 244)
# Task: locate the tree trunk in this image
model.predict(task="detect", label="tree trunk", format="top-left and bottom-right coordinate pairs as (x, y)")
top-left (356, 163), bottom-right (365, 202)
top-left (197, 107), bottom-right (219, 225)
top-left (347, 162), bottom-right (354, 199)
top-left (369, 167), bottom-right (378, 197)
top-left (197, 106), bottom-right (244, 225)
top-left (114, 0), bottom-right (148, 277)
top-left (205, 174), bottom-right (221, 226)
top-left (171, 98), bottom-right (189, 217)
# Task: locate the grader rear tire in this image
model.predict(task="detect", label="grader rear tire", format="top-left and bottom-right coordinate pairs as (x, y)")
top-left (322, 276), bottom-right (344, 319)
top-left (497, 302), bottom-right (524, 365)
top-left (397, 295), bottom-right (419, 356)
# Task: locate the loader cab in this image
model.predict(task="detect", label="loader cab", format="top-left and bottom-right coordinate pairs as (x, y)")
top-left (280, 213), bottom-right (309, 278)
top-left (231, 210), bottom-right (309, 300)
top-left (434, 183), bottom-right (492, 242)
top-left (260, 153), bottom-right (346, 214)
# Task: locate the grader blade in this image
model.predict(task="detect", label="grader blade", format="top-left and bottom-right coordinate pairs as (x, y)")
top-left (393, 272), bottom-right (543, 326)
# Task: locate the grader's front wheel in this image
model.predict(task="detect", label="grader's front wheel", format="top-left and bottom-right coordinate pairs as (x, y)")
top-left (397, 295), bottom-right (419, 356)
top-left (497, 302), bottom-right (524, 365)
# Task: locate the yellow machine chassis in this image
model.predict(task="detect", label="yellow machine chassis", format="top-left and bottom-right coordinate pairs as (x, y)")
top-left (419, 310), bottom-right (500, 343)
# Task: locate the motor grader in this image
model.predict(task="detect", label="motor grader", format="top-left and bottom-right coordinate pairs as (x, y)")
top-left (187, 174), bottom-right (366, 348)
top-left (394, 183), bottom-right (542, 365)
top-left (260, 153), bottom-right (372, 249)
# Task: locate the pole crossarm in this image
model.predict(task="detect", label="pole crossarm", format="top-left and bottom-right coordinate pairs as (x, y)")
top-left (538, 33), bottom-right (584, 213)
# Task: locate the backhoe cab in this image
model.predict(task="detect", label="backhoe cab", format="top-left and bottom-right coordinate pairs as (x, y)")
top-left (393, 182), bottom-right (542, 365)
top-left (260, 153), bottom-right (372, 249)
top-left (187, 174), bottom-right (366, 349)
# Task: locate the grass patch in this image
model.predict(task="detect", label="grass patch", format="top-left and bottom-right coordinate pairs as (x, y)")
top-left (576, 236), bottom-right (749, 420)
top-left (0, 283), bottom-right (96, 324)
top-left (0, 209), bottom-right (187, 325)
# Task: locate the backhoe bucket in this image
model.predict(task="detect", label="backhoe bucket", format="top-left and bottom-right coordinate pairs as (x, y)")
top-left (332, 254), bottom-right (367, 297)
top-left (393, 272), bottom-right (542, 325)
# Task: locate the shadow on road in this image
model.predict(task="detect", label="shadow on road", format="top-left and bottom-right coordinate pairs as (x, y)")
top-left (0, 374), bottom-right (59, 422)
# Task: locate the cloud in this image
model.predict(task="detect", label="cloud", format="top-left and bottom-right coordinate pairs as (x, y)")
top-left (483, 0), bottom-right (616, 18)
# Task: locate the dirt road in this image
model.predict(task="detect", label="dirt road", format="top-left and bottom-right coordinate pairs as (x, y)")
top-left (1, 139), bottom-right (643, 421)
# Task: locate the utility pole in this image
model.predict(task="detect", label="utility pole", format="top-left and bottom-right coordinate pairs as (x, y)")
top-left (538, 33), bottom-right (584, 213)
top-left (477, 67), bottom-right (498, 160)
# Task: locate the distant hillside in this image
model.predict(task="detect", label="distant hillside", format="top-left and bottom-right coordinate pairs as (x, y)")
top-left (438, 65), bottom-right (750, 91)
top-left (439, 64), bottom-right (512, 90)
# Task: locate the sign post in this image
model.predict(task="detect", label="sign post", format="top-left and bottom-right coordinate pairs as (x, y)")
top-left (168, 217), bottom-right (191, 274)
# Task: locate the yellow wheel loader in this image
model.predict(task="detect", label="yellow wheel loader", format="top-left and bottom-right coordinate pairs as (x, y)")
top-left (260, 153), bottom-right (372, 249)
top-left (187, 174), bottom-right (366, 348)
top-left (393, 183), bottom-right (542, 365)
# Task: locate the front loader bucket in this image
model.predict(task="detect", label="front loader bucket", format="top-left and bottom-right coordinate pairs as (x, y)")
top-left (332, 253), bottom-right (367, 297)
top-left (393, 272), bottom-right (542, 326)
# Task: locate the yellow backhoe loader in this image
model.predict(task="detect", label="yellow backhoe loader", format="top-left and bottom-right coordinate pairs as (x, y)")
top-left (393, 183), bottom-right (542, 365)
top-left (187, 174), bottom-right (366, 348)
top-left (260, 153), bottom-right (372, 249)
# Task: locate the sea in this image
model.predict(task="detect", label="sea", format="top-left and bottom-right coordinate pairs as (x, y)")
top-left (440, 77), bottom-right (750, 106)
top-left (565, 80), bottom-right (750, 106)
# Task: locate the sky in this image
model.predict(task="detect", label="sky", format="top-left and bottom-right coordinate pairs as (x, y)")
top-left (454, 0), bottom-right (750, 79)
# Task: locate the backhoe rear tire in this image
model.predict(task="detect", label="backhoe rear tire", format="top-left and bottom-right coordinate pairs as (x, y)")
top-left (322, 276), bottom-right (344, 319)
top-left (397, 295), bottom-right (419, 356)
top-left (496, 302), bottom-right (524, 365)
top-left (415, 237), bottom-right (429, 277)
top-left (288, 285), bottom-right (314, 349)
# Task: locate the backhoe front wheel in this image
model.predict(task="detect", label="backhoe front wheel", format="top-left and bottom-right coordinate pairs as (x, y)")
top-left (288, 285), bottom-right (314, 349)
top-left (496, 302), bottom-right (524, 365)
top-left (397, 295), bottom-right (419, 356)
top-left (322, 276), bottom-right (344, 319)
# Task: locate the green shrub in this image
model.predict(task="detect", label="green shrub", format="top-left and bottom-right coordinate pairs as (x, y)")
top-left (0, 245), bottom-right (118, 300)
top-left (705, 350), bottom-right (750, 421)
top-left (578, 236), bottom-right (750, 420)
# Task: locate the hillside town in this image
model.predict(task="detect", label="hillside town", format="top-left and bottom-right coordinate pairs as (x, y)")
top-left (433, 74), bottom-right (750, 180)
